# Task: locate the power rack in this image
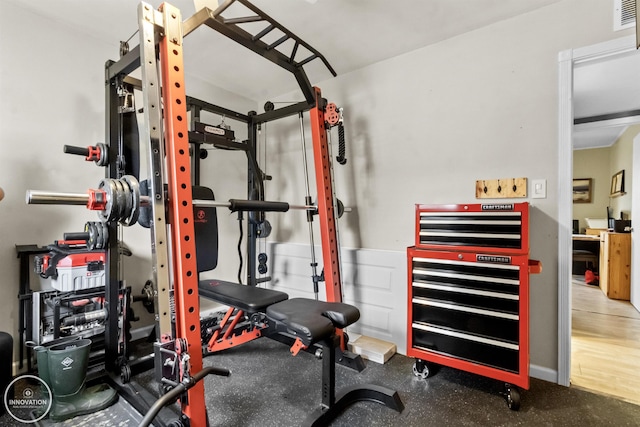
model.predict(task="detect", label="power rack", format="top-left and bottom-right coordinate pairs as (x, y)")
top-left (25, 1), bottom-right (353, 425)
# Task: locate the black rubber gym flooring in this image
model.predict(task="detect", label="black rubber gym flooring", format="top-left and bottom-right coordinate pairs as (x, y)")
top-left (2, 337), bottom-right (640, 426)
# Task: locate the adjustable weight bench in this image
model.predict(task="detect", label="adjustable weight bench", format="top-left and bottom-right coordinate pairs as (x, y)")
top-left (267, 298), bottom-right (404, 426)
top-left (198, 279), bottom-right (364, 372)
top-left (199, 279), bottom-right (288, 354)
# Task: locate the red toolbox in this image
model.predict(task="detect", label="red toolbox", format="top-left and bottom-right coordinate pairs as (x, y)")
top-left (407, 202), bottom-right (541, 410)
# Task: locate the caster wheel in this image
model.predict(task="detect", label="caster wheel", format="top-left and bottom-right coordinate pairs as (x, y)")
top-left (412, 359), bottom-right (431, 379)
top-left (504, 384), bottom-right (521, 411)
top-left (120, 364), bottom-right (131, 383)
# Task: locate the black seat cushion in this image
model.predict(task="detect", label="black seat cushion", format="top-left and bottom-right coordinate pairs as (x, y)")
top-left (266, 298), bottom-right (360, 346)
top-left (199, 280), bottom-right (288, 313)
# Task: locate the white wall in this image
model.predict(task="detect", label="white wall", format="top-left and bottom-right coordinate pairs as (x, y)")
top-left (609, 125), bottom-right (637, 219)
top-left (0, 1), bottom-right (256, 366)
top-left (0, 3), bottom-right (112, 362)
top-left (261, 0), bottom-right (635, 375)
top-left (573, 147), bottom-right (611, 231)
top-left (573, 125), bottom-right (638, 231)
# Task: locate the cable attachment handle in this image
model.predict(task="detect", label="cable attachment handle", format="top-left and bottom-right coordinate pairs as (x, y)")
top-left (337, 114), bottom-right (347, 165)
top-left (325, 103), bottom-right (347, 165)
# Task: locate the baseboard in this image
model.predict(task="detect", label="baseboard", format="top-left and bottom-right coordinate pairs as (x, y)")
top-left (530, 364), bottom-right (558, 384)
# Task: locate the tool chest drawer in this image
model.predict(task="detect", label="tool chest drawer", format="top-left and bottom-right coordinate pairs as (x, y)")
top-left (411, 300), bottom-right (519, 343)
top-left (415, 203), bottom-right (529, 254)
top-left (412, 323), bottom-right (520, 373)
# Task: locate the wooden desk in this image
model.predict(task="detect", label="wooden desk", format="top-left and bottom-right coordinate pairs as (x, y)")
top-left (572, 234), bottom-right (600, 275)
top-left (599, 232), bottom-right (631, 300)
top-left (572, 234), bottom-right (600, 242)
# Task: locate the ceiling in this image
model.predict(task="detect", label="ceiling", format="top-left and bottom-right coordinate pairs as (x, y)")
top-left (573, 48), bottom-right (640, 150)
top-left (7, 0), bottom-right (639, 150)
top-left (8, 0), bottom-right (560, 99)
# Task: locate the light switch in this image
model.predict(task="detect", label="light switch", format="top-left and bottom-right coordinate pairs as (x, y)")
top-left (531, 179), bottom-right (546, 199)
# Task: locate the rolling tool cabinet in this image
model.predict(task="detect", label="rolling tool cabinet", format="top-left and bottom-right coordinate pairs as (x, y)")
top-left (407, 202), bottom-right (541, 410)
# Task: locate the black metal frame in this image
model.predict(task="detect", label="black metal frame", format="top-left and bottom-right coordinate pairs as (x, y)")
top-left (183, 0), bottom-right (335, 105)
top-left (15, 245), bottom-right (49, 371)
top-left (104, 62), bottom-right (123, 372)
top-left (186, 95), bottom-right (328, 287)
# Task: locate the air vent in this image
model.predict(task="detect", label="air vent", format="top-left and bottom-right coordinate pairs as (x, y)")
top-left (614, 0), bottom-right (636, 31)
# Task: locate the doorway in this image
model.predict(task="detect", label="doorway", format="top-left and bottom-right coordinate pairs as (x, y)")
top-left (559, 35), bottom-right (640, 404)
top-left (571, 143), bottom-right (640, 405)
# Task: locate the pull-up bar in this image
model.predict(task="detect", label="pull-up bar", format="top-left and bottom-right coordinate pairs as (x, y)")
top-left (108, 0), bottom-right (335, 107)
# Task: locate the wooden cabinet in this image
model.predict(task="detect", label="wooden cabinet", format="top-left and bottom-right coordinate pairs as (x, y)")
top-left (599, 232), bottom-right (631, 300)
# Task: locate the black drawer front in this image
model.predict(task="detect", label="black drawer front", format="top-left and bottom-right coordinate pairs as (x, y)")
top-left (412, 301), bottom-right (519, 342)
top-left (413, 259), bottom-right (520, 281)
top-left (412, 285), bottom-right (519, 313)
top-left (418, 212), bottom-right (522, 249)
top-left (412, 259), bottom-right (520, 296)
top-left (419, 235), bottom-right (521, 249)
top-left (412, 325), bottom-right (519, 373)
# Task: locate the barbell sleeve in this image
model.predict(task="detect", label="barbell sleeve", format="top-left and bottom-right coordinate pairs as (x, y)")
top-left (26, 190), bottom-right (151, 207)
top-left (26, 190), bottom-right (91, 205)
top-left (63, 145), bottom-right (90, 157)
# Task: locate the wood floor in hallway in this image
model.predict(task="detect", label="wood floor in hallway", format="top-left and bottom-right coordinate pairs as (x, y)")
top-left (571, 276), bottom-right (640, 406)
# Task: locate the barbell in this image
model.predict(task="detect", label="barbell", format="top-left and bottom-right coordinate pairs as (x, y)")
top-left (26, 175), bottom-right (348, 226)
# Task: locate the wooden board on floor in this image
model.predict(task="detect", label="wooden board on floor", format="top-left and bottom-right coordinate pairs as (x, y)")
top-left (348, 334), bottom-right (396, 364)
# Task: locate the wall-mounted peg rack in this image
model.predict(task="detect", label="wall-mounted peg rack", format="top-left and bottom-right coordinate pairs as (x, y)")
top-left (476, 177), bottom-right (527, 199)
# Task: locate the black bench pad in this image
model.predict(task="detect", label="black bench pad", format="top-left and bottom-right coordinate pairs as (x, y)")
top-left (198, 280), bottom-right (288, 313)
top-left (266, 298), bottom-right (360, 347)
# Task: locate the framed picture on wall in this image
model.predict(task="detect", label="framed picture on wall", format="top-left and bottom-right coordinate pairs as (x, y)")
top-left (572, 178), bottom-right (592, 203)
top-left (610, 170), bottom-right (625, 197)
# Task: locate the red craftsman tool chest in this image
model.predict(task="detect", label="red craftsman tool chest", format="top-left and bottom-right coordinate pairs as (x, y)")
top-left (407, 202), bottom-right (541, 410)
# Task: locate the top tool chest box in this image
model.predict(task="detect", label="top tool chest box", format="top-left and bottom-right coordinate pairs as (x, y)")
top-left (407, 202), bottom-right (540, 409)
top-left (415, 202), bottom-right (529, 254)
